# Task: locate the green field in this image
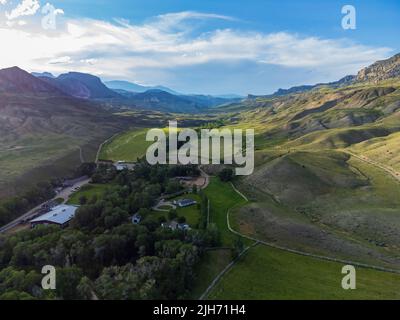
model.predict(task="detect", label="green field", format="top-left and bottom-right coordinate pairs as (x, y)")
top-left (67, 184), bottom-right (111, 205)
top-left (197, 170), bottom-right (400, 300)
top-left (204, 178), bottom-right (248, 246)
top-left (98, 128), bottom-right (152, 162)
top-left (207, 244), bottom-right (400, 300)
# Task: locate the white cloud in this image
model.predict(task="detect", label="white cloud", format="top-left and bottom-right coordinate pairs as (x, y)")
top-left (0, 11), bottom-right (393, 88)
top-left (6, 0), bottom-right (40, 20)
top-left (0, 0), bottom-right (8, 5)
top-left (49, 56), bottom-right (71, 64)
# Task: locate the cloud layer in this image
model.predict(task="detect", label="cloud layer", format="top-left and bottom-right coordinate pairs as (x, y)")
top-left (0, 10), bottom-right (393, 94)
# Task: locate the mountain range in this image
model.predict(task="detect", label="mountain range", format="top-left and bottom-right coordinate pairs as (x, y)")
top-left (36, 72), bottom-right (121, 99)
top-left (0, 67), bottom-right (153, 197)
top-left (105, 80), bottom-right (180, 95)
top-left (1, 52), bottom-right (399, 198)
top-left (248, 54), bottom-right (400, 99)
top-left (31, 72), bottom-right (239, 113)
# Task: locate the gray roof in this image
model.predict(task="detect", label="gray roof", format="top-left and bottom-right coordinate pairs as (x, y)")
top-left (31, 205), bottom-right (79, 225)
top-left (177, 199), bottom-right (197, 206)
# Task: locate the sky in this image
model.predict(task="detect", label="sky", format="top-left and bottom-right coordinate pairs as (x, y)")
top-left (0, 0), bottom-right (399, 95)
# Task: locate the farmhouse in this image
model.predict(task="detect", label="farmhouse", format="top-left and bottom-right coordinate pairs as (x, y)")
top-left (132, 213), bottom-right (142, 224)
top-left (114, 161), bottom-right (136, 171)
top-left (161, 221), bottom-right (191, 231)
top-left (176, 199), bottom-right (197, 208)
top-left (30, 205), bottom-right (79, 228)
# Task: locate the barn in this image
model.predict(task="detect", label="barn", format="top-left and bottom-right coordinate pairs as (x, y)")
top-left (30, 205), bottom-right (79, 228)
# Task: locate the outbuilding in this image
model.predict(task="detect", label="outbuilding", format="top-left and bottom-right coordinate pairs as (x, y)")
top-left (30, 205), bottom-right (79, 228)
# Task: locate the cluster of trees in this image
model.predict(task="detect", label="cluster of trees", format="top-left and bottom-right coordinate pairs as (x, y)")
top-left (0, 161), bottom-right (220, 300)
top-left (0, 182), bottom-right (55, 227)
top-left (218, 168), bottom-right (234, 182)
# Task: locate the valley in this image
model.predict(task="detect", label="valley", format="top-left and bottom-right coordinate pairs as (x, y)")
top-left (1, 53), bottom-right (400, 300)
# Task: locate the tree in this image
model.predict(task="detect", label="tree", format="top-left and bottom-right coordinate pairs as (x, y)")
top-left (232, 236), bottom-right (245, 259)
top-left (165, 181), bottom-right (182, 194)
top-left (77, 276), bottom-right (95, 300)
top-left (56, 267), bottom-right (84, 300)
top-left (218, 168), bottom-right (234, 182)
top-left (79, 195), bottom-right (88, 205)
top-left (168, 209), bottom-right (178, 221)
top-left (178, 216), bottom-right (186, 224)
top-left (75, 162), bottom-right (97, 177)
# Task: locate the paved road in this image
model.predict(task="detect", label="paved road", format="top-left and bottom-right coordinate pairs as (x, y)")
top-left (199, 166), bottom-right (210, 190)
top-left (0, 178), bottom-right (90, 234)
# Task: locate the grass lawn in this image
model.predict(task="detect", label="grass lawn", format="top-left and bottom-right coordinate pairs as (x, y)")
top-left (204, 177), bottom-right (248, 247)
top-left (67, 184), bottom-right (111, 205)
top-left (146, 194), bottom-right (201, 227)
top-left (98, 128), bottom-right (151, 162)
top-left (175, 194), bottom-right (201, 226)
top-left (208, 244), bottom-right (400, 300)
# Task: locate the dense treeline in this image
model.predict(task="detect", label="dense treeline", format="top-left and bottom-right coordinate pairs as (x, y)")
top-left (0, 182), bottom-right (55, 227)
top-left (0, 161), bottom-right (219, 300)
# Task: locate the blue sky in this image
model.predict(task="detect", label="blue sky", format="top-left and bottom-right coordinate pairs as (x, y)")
top-left (0, 0), bottom-right (399, 95)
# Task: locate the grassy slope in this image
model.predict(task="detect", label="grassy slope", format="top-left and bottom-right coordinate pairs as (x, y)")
top-left (98, 128), bottom-right (152, 162)
top-left (235, 148), bottom-right (400, 266)
top-left (208, 245), bottom-right (400, 300)
top-left (350, 131), bottom-right (400, 171)
top-left (198, 175), bottom-right (400, 300)
top-left (0, 135), bottom-right (80, 185)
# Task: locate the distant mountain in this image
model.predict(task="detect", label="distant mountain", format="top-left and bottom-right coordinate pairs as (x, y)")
top-left (0, 67), bottom-right (64, 96)
top-left (31, 72), bottom-right (55, 78)
top-left (259, 54), bottom-right (400, 99)
top-left (114, 88), bottom-right (238, 113)
top-left (105, 80), bottom-right (179, 95)
top-left (123, 89), bottom-right (203, 113)
top-left (183, 94), bottom-right (239, 108)
top-left (357, 53), bottom-right (400, 83)
top-left (0, 66), bottom-right (143, 197)
top-left (262, 54), bottom-right (400, 99)
top-left (248, 75), bottom-right (356, 100)
top-left (215, 94), bottom-right (244, 99)
top-left (39, 72), bottom-right (121, 99)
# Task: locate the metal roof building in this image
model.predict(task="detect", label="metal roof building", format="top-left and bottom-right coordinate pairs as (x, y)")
top-left (176, 199), bottom-right (197, 208)
top-left (30, 204), bottom-right (79, 228)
